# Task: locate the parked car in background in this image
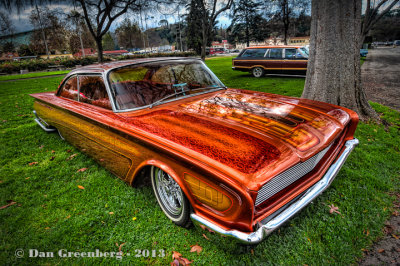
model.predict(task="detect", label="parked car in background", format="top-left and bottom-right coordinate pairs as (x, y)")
top-left (360, 49), bottom-right (368, 57)
top-left (232, 46), bottom-right (309, 77)
top-left (230, 49), bottom-right (241, 53)
top-left (206, 47), bottom-right (227, 55)
top-left (394, 40), bottom-right (400, 47)
top-left (31, 57), bottom-right (359, 243)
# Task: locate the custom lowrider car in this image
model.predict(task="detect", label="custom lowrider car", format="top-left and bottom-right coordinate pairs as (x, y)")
top-left (232, 46), bottom-right (309, 77)
top-left (31, 58), bottom-right (359, 243)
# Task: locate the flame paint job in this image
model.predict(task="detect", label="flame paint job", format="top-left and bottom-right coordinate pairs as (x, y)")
top-left (30, 59), bottom-right (359, 234)
top-left (126, 109), bottom-right (281, 174)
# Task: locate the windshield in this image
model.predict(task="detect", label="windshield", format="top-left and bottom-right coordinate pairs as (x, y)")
top-left (300, 47), bottom-right (309, 57)
top-left (108, 59), bottom-right (225, 111)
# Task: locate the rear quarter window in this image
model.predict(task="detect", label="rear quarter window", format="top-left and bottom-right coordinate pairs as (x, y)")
top-left (78, 75), bottom-right (112, 110)
top-left (59, 76), bottom-right (78, 100)
top-left (240, 48), bottom-right (267, 58)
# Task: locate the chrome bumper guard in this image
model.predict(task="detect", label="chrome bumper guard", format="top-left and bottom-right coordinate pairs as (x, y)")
top-left (33, 111), bottom-right (56, 132)
top-left (191, 138), bottom-right (359, 244)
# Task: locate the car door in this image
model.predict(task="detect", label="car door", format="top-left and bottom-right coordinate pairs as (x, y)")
top-left (282, 48), bottom-right (308, 75)
top-left (54, 74), bottom-right (134, 180)
top-left (264, 48), bottom-right (283, 74)
top-left (233, 48), bottom-right (267, 71)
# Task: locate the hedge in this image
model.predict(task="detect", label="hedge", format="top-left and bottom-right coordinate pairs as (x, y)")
top-left (0, 52), bottom-right (198, 74)
top-left (0, 57), bottom-right (98, 74)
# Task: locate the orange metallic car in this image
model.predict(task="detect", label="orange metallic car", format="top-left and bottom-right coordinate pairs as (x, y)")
top-left (31, 58), bottom-right (359, 243)
top-left (232, 46), bottom-right (309, 77)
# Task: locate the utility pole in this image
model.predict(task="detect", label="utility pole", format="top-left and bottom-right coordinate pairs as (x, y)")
top-left (35, 4), bottom-right (50, 58)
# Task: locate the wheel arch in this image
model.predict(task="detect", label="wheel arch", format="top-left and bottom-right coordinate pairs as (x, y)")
top-left (129, 159), bottom-right (194, 204)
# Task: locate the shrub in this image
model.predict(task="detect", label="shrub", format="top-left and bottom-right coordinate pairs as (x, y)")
top-left (0, 52), bottom-right (197, 74)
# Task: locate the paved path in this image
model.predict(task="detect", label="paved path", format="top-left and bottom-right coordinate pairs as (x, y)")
top-left (359, 47), bottom-right (400, 265)
top-left (361, 47), bottom-right (400, 111)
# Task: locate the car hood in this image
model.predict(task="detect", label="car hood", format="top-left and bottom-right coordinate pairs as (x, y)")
top-left (121, 89), bottom-right (349, 188)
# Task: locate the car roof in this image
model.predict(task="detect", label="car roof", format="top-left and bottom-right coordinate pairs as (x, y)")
top-left (67, 57), bottom-right (200, 75)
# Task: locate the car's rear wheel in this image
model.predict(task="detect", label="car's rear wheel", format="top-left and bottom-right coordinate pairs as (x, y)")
top-left (150, 166), bottom-right (191, 227)
top-left (251, 67), bottom-right (265, 78)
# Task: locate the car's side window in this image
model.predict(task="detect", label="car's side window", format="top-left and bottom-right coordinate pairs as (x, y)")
top-left (59, 76), bottom-right (78, 100)
top-left (241, 48), bottom-right (267, 58)
top-left (78, 75), bottom-right (112, 110)
top-left (284, 48), bottom-right (297, 59)
top-left (268, 48), bottom-right (283, 59)
top-left (295, 48), bottom-right (306, 58)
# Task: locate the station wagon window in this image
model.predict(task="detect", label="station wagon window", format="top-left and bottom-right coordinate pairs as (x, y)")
top-left (268, 48), bottom-right (283, 59)
top-left (284, 48), bottom-right (297, 59)
top-left (78, 76), bottom-right (112, 110)
top-left (59, 76), bottom-right (78, 100)
top-left (299, 47), bottom-right (309, 58)
top-left (241, 48), bottom-right (267, 58)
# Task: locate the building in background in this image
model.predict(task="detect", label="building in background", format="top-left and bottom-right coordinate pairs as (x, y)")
top-left (235, 37), bottom-right (284, 49)
top-left (73, 48), bottom-right (96, 57)
top-left (288, 36), bottom-right (310, 46)
top-left (211, 40), bottom-right (233, 51)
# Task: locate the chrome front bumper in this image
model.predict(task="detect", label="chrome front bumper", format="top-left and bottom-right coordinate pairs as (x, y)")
top-left (191, 138), bottom-right (359, 244)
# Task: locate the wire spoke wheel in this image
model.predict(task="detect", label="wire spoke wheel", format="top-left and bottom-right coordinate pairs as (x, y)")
top-left (155, 168), bottom-right (183, 216)
top-left (150, 166), bottom-right (191, 227)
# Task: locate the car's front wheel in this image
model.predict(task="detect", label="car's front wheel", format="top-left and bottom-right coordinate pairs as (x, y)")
top-left (150, 166), bottom-right (191, 228)
top-left (251, 67), bottom-right (265, 78)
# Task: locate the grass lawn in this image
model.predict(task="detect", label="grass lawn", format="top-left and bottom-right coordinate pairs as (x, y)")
top-left (1, 57), bottom-right (399, 264)
top-left (0, 70), bottom-right (69, 81)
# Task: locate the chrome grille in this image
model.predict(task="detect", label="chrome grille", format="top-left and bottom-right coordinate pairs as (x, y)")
top-left (255, 144), bottom-right (332, 206)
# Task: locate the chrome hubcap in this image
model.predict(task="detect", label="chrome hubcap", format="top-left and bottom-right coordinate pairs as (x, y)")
top-left (253, 68), bottom-right (262, 77)
top-left (155, 168), bottom-right (183, 216)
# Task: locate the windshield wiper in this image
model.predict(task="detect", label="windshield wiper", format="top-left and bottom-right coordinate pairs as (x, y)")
top-left (149, 89), bottom-right (190, 108)
top-left (200, 85), bottom-right (226, 90)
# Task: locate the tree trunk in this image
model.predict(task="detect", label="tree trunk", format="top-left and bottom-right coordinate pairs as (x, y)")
top-left (201, 24), bottom-right (207, 61)
top-left (282, 0), bottom-right (289, 45)
top-left (245, 26), bottom-right (249, 47)
top-left (201, 12), bottom-right (207, 61)
top-left (245, 9), bottom-right (250, 47)
top-left (95, 38), bottom-right (103, 62)
top-left (283, 23), bottom-right (288, 45)
top-left (302, 0), bottom-right (378, 121)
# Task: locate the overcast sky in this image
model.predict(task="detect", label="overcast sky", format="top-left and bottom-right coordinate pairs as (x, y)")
top-left (5, 3), bottom-right (232, 34)
top-left (5, 0), bottom-right (398, 35)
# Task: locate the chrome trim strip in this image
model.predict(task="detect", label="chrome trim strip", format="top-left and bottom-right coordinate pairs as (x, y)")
top-left (33, 111), bottom-right (57, 132)
top-left (255, 144), bottom-right (332, 205)
top-left (190, 138), bottom-right (359, 244)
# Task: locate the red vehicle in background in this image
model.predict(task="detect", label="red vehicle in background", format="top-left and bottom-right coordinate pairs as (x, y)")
top-left (206, 47), bottom-right (226, 55)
